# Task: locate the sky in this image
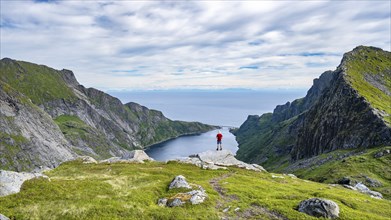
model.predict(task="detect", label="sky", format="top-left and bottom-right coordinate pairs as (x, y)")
top-left (1, 0), bottom-right (390, 91)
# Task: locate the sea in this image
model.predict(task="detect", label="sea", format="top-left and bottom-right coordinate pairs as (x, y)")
top-left (108, 89), bottom-right (306, 161)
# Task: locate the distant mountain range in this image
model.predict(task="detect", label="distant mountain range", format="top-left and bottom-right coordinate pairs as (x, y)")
top-left (0, 58), bottom-right (215, 171)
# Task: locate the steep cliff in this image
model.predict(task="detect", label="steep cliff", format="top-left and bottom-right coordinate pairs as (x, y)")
top-left (234, 46), bottom-right (391, 170)
top-left (0, 58), bottom-right (215, 171)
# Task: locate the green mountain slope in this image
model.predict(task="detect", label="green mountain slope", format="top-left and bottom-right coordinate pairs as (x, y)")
top-left (233, 46), bottom-right (391, 198)
top-left (0, 161), bottom-right (390, 219)
top-left (0, 58), bottom-right (216, 171)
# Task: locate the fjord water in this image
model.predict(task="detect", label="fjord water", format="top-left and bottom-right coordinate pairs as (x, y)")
top-left (110, 90), bottom-right (306, 161)
top-left (145, 128), bottom-right (238, 161)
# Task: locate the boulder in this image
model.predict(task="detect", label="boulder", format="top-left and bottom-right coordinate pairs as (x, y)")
top-left (0, 170), bottom-right (49, 196)
top-left (100, 150), bottom-right (153, 164)
top-left (157, 198), bottom-right (168, 207)
top-left (338, 177), bottom-right (351, 185)
top-left (298, 198), bottom-right (339, 219)
top-left (182, 150), bottom-right (266, 172)
top-left (0, 214), bottom-right (9, 220)
top-left (188, 190), bottom-right (207, 205)
top-left (355, 183), bottom-right (383, 199)
top-left (77, 156), bottom-right (97, 164)
top-left (167, 198), bottom-right (185, 207)
top-left (364, 177), bottom-right (382, 187)
top-left (169, 175), bottom-right (192, 189)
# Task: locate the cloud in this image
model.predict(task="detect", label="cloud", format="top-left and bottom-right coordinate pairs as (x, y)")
top-left (1, 0), bottom-right (390, 91)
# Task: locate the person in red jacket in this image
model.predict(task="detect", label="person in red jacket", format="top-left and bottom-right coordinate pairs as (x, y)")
top-left (216, 130), bottom-right (223, 151)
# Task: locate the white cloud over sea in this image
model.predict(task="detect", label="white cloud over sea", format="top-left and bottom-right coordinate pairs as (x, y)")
top-left (1, 0), bottom-right (390, 91)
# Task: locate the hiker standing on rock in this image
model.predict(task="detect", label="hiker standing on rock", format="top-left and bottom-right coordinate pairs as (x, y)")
top-left (216, 130), bottom-right (223, 151)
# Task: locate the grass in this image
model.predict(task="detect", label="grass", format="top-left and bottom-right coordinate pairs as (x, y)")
top-left (344, 47), bottom-right (391, 125)
top-left (53, 115), bottom-right (113, 159)
top-left (0, 59), bottom-right (76, 105)
top-left (0, 161), bottom-right (390, 219)
top-left (293, 146), bottom-right (391, 200)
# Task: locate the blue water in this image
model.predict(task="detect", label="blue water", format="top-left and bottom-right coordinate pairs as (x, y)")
top-left (145, 128), bottom-right (238, 161)
top-left (108, 90), bottom-right (306, 161)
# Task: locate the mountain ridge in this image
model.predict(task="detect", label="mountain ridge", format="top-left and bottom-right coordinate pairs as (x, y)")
top-left (234, 45), bottom-right (391, 168)
top-left (0, 58), bottom-right (216, 171)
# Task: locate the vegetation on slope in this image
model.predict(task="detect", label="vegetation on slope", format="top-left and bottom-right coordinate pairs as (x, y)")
top-left (54, 115), bottom-right (114, 159)
top-left (0, 59), bottom-right (76, 105)
top-left (1, 161), bottom-right (390, 219)
top-left (291, 146), bottom-right (391, 200)
top-left (343, 46), bottom-right (391, 124)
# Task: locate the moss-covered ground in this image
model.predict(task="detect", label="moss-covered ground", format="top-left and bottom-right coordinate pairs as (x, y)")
top-left (293, 146), bottom-right (391, 200)
top-left (1, 160), bottom-right (390, 219)
top-left (344, 47), bottom-right (391, 124)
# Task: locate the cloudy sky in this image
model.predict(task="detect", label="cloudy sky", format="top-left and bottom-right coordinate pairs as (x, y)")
top-left (1, 0), bottom-right (390, 91)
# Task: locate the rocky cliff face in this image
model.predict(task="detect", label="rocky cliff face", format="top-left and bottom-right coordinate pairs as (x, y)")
top-left (234, 46), bottom-right (391, 169)
top-left (0, 58), bottom-right (215, 171)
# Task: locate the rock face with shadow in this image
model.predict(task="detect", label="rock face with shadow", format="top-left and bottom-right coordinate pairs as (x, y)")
top-left (234, 46), bottom-right (391, 171)
top-left (0, 58), bottom-right (215, 172)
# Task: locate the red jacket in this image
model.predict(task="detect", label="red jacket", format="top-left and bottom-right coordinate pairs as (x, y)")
top-left (216, 133), bottom-right (223, 141)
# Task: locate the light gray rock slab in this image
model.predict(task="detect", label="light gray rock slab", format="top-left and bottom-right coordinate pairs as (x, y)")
top-left (169, 175), bottom-right (192, 190)
top-left (0, 170), bottom-right (49, 197)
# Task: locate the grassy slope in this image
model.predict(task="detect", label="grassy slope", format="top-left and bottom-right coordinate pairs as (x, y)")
top-left (293, 146), bottom-right (391, 200)
top-left (53, 115), bottom-right (114, 159)
top-left (1, 161), bottom-right (390, 219)
top-left (0, 60), bottom-right (76, 105)
top-left (344, 47), bottom-right (391, 124)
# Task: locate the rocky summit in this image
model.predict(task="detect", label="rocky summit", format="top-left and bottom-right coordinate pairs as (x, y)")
top-left (0, 58), bottom-right (215, 172)
top-left (234, 46), bottom-right (391, 167)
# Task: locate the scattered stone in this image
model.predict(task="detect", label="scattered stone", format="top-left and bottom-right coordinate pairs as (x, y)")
top-left (188, 190), bottom-right (208, 205)
top-left (374, 149), bottom-right (390, 158)
top-left (223, 206), bottom-right (231, 213)
top-left (298, 198), bottom-right (339, 219)
top-left (355, 183), bottom-right (383, 199)
top-left (167, 198), bottom-right (185, 207)
top-left (338, 177), bottom-right (351, 185)
top-left (178, 150), bottom-right (266, 172)
top-left (343, 185), bottom-right (357, 191)
top-left (157, 198), bottom-right (168, 207)
top-left (158, 175), bottom-right (208, 207)
top-left (0, 214), bottom-right (9, 220)
top-left (287, 174), bottom-right (297, 178)
top-left (272, 174), bottom-right (284, 179)
top-left (364, 176), bottom-right (382, 187)
top-left (234, 207), bottom-right (240, 212)
top-left (99, 150), bottom-right (154, 164)
top-left (77, 156), bottom-right (97, 164)
top-left (0, 170), bottom-right (49, 197)
top-left (169, 175), bottom-right (192, 190)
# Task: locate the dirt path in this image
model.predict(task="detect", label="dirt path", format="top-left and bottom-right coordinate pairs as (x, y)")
top-left (209, 172), bottom-right (287, 220)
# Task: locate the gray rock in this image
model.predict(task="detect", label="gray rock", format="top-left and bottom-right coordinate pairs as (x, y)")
top-left (189, 150), bottom-right (266, 172)
top-left (157, 198), bottom-right (168, 207)
top-left (338, 177), bottom-right (351, 185)
top-left (355, 183), bottom-right (383, 199)
top-left (223, 206), bottom-right (231, 213)
top-left (298, 198), bottom-right (339, 219)
top-left (343, 185), bottom-right (357, 191)
top-left (169, 175), bottom-right (192, 190)
top-left (77, 156), bottom-right (97, 164)
top-left (365, 177), bottom-right (382, 187)
top-left (0, 170), bottom-right (49, 196)
top-left (188, 190), bottom-right (208, 205)
top-left (0, 213), bottom-right (9, 220)
top-left (99, 150), bottom-right (153, 164)
top-left (167, 198), bottom-right (184, 207)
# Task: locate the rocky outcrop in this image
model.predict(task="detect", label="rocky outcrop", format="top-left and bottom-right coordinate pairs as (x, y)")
top-left (298, 198), bottom-right (339, 219)
top-left (0, 58), bottom-right (215, 171)
top-left (179, 150), bottom-right (266, 172)
top-left (0, 81), bottom-right (76, 171)
top-left (0, 170), bottom-right (49, 196)
top-left (99, 150), bottom-right (153, 163)
top-left (169, 175), bottom-right (191, 189)
top-left (234, 46), bottom-right (391, 168)
top-left (0, 214), bottom-right (9, 220)
top-left (158, 175), bottom-right (208, 207)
